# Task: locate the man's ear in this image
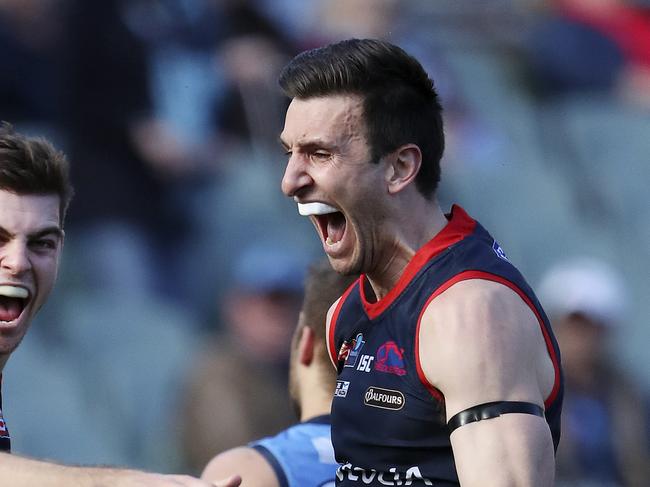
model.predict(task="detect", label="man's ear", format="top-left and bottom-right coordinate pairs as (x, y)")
top-left (385, 144), bottom-right (422, 195)
top-left (298, 326), bottom-right (315, 366)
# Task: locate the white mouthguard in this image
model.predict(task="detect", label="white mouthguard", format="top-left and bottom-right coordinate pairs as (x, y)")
top-left (0, 285), bottom-right (28, 299)
top-left (297, 202), bottom-right (338, 216)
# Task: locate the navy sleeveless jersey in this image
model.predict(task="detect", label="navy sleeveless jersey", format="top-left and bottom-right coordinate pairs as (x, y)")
top-left (0, 382), bottom-right (10, 452)
top-left (329, 205), bottom-right (563, 486)
top-left (250, 415), bottom-right (337, 487)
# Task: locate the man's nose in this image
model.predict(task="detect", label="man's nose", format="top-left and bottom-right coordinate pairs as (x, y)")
top-left (281, 155), bottom-right (313, 197)
top-left (1, 241), bottom-right (31, 275)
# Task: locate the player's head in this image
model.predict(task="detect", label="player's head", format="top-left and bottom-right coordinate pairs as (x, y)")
top-left (0, 122), bottom-right (73, 366)
top-left (289, 260), bottom-right (357, 417)
top-left (0, 122), bottom-right (74, 226)
top-left (279, 38), bottom-right (444, 199)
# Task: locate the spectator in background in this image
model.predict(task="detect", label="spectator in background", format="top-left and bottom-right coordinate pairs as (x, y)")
top-left (538, 257), bottom-right (650, 487)
top-left (0, 0), bottom-right (67, 136)
top-left (181, 243), bottom-right (310, 474)
top-left (308, 0), bottom-right (398, 45)
top-left (62, 0), bottom-right (193, 298)
top-left (208, 0), bottom-right (296, 159)
top-left (135, 0), bottom-right (316, 322)
top-left (525, 0), bottom-right (650, 105)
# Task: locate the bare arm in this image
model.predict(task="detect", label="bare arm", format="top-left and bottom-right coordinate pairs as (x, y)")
top-left (325, 297), bottom-right (343, 370)
top-left (418, 279), bottom-right (556, 487)
top-left (0, 452), bottom-right (241, 487)
top-left (202, 447), bottom-right (278, 487)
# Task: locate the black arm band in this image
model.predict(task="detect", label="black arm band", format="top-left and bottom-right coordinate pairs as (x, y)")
top-left (447, 401), bottom-right (544, 433)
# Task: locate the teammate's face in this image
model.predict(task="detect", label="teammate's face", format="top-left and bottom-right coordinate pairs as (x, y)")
top-left (0, 190), bottom-right (63, 367)
top-left (280, 94), bottom-right (389, 275)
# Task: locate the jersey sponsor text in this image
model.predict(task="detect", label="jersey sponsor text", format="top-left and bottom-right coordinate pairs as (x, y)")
top-left (336, 463), bottom-right (434, 485)
top-left (363, 387), bottom-right (405, 410)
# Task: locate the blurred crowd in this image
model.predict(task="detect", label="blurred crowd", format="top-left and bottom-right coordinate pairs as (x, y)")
top-left (1, 0), bottom-right (649, 486)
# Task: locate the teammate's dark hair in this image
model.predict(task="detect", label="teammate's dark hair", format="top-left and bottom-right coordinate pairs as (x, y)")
top-left (296, 260), bottom-right (358, 388)
top-left (279, 38), bottom-right (444, 198)
top-left (0, 122), bottom-right (74, 225)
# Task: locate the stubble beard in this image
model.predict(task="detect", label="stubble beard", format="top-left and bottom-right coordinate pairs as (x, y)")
top-left (327, 218), bottom-right (379, 277)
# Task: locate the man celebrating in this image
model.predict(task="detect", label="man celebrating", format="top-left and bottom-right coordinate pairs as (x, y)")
top-left (279, 39), bottom-right (563, 486)
top-left (201, 260), bottom-right (357, 486)
top-left (0, 122), bottom-right (240, 487)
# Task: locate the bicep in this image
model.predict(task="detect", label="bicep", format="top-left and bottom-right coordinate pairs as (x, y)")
top-left (419, 279), bottom-right (550, 418)
top-left (418, 279), bottom-right (555, 486)
top-left (201, 447), bottom-right (278, 487)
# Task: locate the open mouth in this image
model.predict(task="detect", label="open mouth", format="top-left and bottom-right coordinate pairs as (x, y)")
top-left (297, 202), bottom-right (347, 247)
top-left (0, 285), bottom-right (29, 323)
top-left (315, 212), bottom-right (346, 246)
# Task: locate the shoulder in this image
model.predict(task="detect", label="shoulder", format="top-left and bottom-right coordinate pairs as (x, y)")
top-left (326, 295), bottom-right (346, 367)
top-left (418, 278), bottom-right (549, 418)
top-left (420, 278), bottom-right (540, 344)
top-left (202, 446), bottom-right (278, 487)
top-left (326, 278), bottom-right (359, 326)
top-left (326, 296), bottom-right (343, 328)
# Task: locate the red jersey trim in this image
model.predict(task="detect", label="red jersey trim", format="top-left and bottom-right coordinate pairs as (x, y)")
top-left (361, 205), bottom-right (477, 320)
top-left (328, 279), bottom-right (361, 368)
top-left (415, 270), bottom-right (561, 409)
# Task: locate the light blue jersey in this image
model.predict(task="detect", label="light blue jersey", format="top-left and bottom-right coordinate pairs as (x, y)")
top-left (251, 415), bottom-right (337, 487)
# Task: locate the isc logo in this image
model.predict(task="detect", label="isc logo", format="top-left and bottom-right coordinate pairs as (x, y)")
top-left (356, 354), bottom-right (374, 372)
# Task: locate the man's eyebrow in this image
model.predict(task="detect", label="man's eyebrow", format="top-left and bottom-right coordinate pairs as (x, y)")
top-left (279, 137), bottom-right (334, 152)
top-left (0, 225), bottom-right (63, 238)
top-left (29, 226), bottom-right (64, 240)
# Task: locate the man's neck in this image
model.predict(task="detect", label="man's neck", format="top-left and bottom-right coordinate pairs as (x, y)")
top-left (299, 374), bottom-right (333, 422)
top-left (366, 199), bottom-right (448, 300)
top-left (299, 390), bottom-right (332, 422)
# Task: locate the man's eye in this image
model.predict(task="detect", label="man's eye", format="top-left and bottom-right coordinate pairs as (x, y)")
top-left (31, 239), bottom-right (56, 250)
top-left (311, 152), bottom-right (331, 161)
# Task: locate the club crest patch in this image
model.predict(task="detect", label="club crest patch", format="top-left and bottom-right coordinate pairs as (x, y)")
top-left (375, 341), bottom-right (406, 376)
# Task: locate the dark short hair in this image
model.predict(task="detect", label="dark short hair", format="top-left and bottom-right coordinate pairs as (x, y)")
top-left (298, 260), bottom-right (358, 385)
top-left (279, 38), bottom-right (444, 198)
top-left (0, 122), bottom-right (74, 225)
